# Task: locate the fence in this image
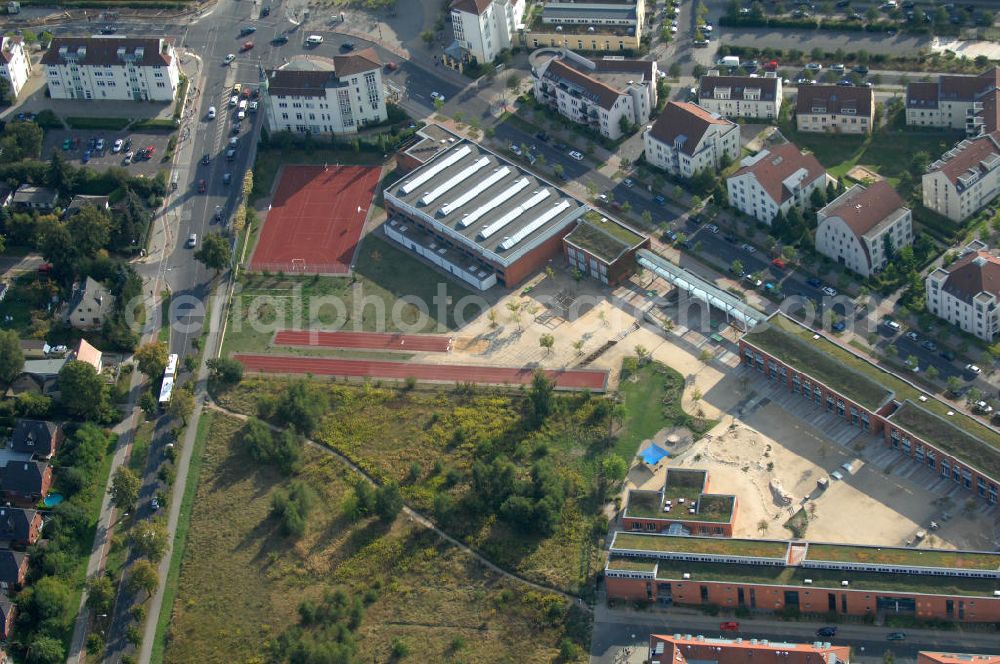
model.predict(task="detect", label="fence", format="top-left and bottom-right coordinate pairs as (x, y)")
top-left (243, 262), bottom-right (350, 276)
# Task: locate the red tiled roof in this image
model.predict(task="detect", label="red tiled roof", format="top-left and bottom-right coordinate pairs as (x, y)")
top-left (451, 0), bottom-right (493, 15)
top-left (820, 180), bottom-right (906, 239)
top-left (918, 653), bottom-right (1000, 664)
top-left (41, 37), bottom-right (173, 67)
top-left (932, 131), bottom-right (1000, 187)
top-left (796, 84), bottom-right (873, 117)
top-left (647, 102), bottom-right (734, 156)
top-left (699, 74), bottom-right (779, 102)
top-left (731, 142), bottom-right (827, 205)
top-left (332, 48), bottom-right (381, 77)
top-left (941, 250), bottom-right (1000, 302)
top-left (650, 634), bottom-right (851, 664)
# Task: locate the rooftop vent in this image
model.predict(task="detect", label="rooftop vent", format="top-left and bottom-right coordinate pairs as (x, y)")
top-left (682, 572), bottom-right (690, 579)
top-left (918, 395), bottom-right (927, 402)
top-left (804, 578), bottom-right (812, 584)
top-left (841, 580), bottom-right (849, 587)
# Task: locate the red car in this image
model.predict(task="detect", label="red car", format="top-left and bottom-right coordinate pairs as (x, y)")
top-left (241, 41), bottom-right (254, 52)
top-left (771, 257), bottom-right (787, 270)
top-left (720, 622), bottom-right (740, 632)
top-left (144, 145), bottom-right (155, 157)
top-left (384, 61), bottom-right (398, 71)
top-left (198, 179), bottom-right (207, 193)
top-left (242, 86), bottom-right (252, 98)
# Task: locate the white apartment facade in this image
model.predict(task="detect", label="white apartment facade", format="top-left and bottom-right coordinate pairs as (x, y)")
top-left (643, 101), bottom-right (739, 178)
top-left (0, 36), bottom-right (30, 100)
top-left (926, 241), bottom-right (1000, 342)
top-left (906, 67), bottom-right (1000, 134)
top-left (265, 50), bottom-right (386, 135)
top-left (42, 37), bottom-right (179, 102)
top-left (450, 0), bottom-right (524, 65)
top-left (815, 181), bottom-right (912, 278)
top-left (727, 143), bottom-right (829, 224)
top-left (922, 131), bottom-right (1000, 222)
top-left (532, 49), bottom-right (656, 140)
top-left (696, 71), bottom-right (782, 120)
top-left (795, 84), bottom-right (875, 135)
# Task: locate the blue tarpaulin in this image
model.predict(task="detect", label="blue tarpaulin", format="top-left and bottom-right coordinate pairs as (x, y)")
top-left (640, 443), bottom-right (670, 465)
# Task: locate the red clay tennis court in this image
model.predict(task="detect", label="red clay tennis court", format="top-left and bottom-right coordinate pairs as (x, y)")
top-left (235, 354), bottom-right (608, 391)
top-left (274, 330), bottom-right (452, 353)
top-left (249, 164), bottom-right (381, 274)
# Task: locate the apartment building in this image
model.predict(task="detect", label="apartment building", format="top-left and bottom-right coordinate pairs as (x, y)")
top-left (922, 131), bottom-right (1000, 222)
top-left (643, 101), bottom-right (739, 178)
top-left (449, 0), bottom-right (524, 65)
top-left (926, 241), bottom-right (1000, 342)
top-left (264, 50), bottom-right (386, 135)
top-left (0, 36), bottom-right (30, 100)
top-left (727, 143), bottom-right (829, 224)
top-left (796, 84), bottom-right (875, 135)
top-left (42, 36), bottom-right (179, 102)
top-left (697, 71), bottom-right (782, 120)
top-left (524, 0), bottom-right (644, 52)
top-left (563, 210), bottom-right (649, 285)
top-left (815, 181), bottom-right (912, 278)
top-left (607, 531), bottom-right (1000, 622)
top-left (648, 633), bottom-right (851, 664)
top-left (740, 313), bottom-right (1000, 505)
top-left (906, 67), bottom-right (1000, 134)
top-left (531, 49), bottom-right (656, 139)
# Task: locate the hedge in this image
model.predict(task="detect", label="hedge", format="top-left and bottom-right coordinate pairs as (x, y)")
top-left (65, 117), bottom-right (132, 130)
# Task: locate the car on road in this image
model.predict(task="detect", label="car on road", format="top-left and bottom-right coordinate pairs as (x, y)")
top-left (201, 153), bottom-right (211, 165)
top-left (261, 5), bottom-right (270, 16)
top-left (207, 106), bottom-right (217, 120)
top-left (240, 26), bottom-right (257, 36)
top-left (744, 274), bottom-right (762, 288)
top-left (940, 349), bottom-right (956, 361)
top-left (806, 277), bottom-right (822, 288)
top-left (233, 122), bottom-right (242, 135)
top-left (229, 136), bottom-right (239, 148)
top-left (510, 144), bottom-right (522, 156)
top-left (340, 41), bottom-right (356, 51)
top-left (215, 206), bottom-right (224, 221)
top-left (230, 94), bottom-right (239, 107)
top-left (830, 63), bottom-right (845, 71)
top-left (237, 110), bottom-right (246, 121)
top-left (552, 142), bottom-right (568, 151)
top-left (198, 179), bottom-right (207, 193)
top-left (654, 194), bottom-right (666, 206)
top-left (662, 229), bottom-right (678, 243)
top-left (82, 150), bottom-right (91, 164)
top-left (740, 242), bottom-right (756, 253)
top-left (96, 138), bottom-right (106, 151)
top-left (795, 77), bottom-right (815, 85)
top-left (223, 173), bottom-right (232, 185)
top-left (822, 286), bottom-right (838, 297)
top-left (112, 138), bottom-right (123, 153)
top-left (974, 400), bottom-right (994, 414)
top-left (241, 41), bottom-right (254, 51)
top-left (306, 34), bottom-right (324, 45)
top-left (905, 331), bottom-right (919, 342)
top-left (272, 34), bottom-right (289, 45)
top-left (706, 224), bottom-right (719, 234)
top-left (966, 364), bottom-right (982, 375)
top-left (724, 234), bottom-right (738, 243)
top-left (805, 62), bottom-right (822, 70)
top-left (224, 53), bottom-right (236, 64)
top-left (226, 148), bottom-right (237, 160)
top-left (832, 320), bottom-right (846, 332)
top-left (719, 621), bottom-right (739, 632)
top-left (430, 91), bottom-right (446, 102)
top-left (886, 632), bottom-right (906, 641)
top-left (151, 496), bottom-right (160, 511)
top-left (853, 65), bottom-right (869, 74)
top-left (186, 233), bottom-right (198, 248)
top-left (816, 626), bottom-right (837, 638)
top-left (771, 257), bottom-right (786, 270)
top-left (623, 178), bottom-right (635, 188)
top-left (568, 150), bottom-right (584, 161)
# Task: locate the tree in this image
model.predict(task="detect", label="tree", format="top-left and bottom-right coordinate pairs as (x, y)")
top-left (109, 467), bottom-right (141, 513)
top-left (59, 360), bottom-right (108, 420)
top-left (27, 636), bottom-right (65, 664)
top-left (528, 370), bottom-right (554, 424)
top-left (731, 259), bottom-right (744, 275)
top-left (131, 519), bottom-right (170, 563)
top-left (757, 518), bottom-right (768, 535)
top-left (0, 120), bottom-right (43, 160)
top-left (68, 206), bottom-right (112, 257)
top-left (46, 151), bottom-right (74, 195)
top-left (134, 341), bottom-right (168, 378)
top-left (810, 186), bottom-right (827, 209)
top-left (167, 386), bottom-right (195, 424)
top-left (127, 559), bottom-right (160, 600)
top-left (505, 73), bottom-right (521, 90)
top-left (276, 380), bottom-right (324, 435)
top-left (194, 232), bottom-right (231, 275)
top-left (539, 333), bottom-right (555, 354)
top-left (0, 329), bottom-right (24, 385)
top-left (421, 30), bottom-right (435, 46)
top-left (375, 481), bottom-right (403, 522)
top-left (207, 357), bottom-right (244, 386)
top-left (86, 575), bottom-right (115, 615)
top-left (506, 300), bottom-right (523, 329)
top-left (242, 169), bottom-right (254, 200)
top-left (925, 365), bottom-right (939, 381)
top-left (602, 454), bottom-right (627, 484)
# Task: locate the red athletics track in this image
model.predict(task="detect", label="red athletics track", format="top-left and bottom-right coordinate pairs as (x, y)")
top-left (249, 164), bottom-right (381, 274)
top-left (235, 354), bottom-right (609, 391)
top-left (274, 330), bottom-right (452, 353)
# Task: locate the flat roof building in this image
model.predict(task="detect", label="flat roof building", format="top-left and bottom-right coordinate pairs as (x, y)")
top-left (623, 468), bottom-right (738, 537)
top-left (648, 633), bottom-right (851, 664)
top-left (384, 132), bottom-right (644, 289)
top-left (606, 531), bottom-right (1000, 622)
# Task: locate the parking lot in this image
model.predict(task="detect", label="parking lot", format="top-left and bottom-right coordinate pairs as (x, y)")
top-left (40, 128), bottom-right (175, 179)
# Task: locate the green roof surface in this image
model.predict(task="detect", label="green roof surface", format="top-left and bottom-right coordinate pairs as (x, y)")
top-left (624, 491), bottom-right (735, 522)
top-left (612, 533), bottom-right (787, 559)
top-left (644, 560), bottom-right (1000, 597)
top-left (892, 401), bottom-right (1000, 481)
top-left (564, 211), bottom-right (644, 263)
top-left (745, 314), bottom-right (1000, 480)
top-left (607, 558), bottom-right (658, 573)
top-left (806, 543), bottom-right (1000, 571)
top-left (625, 490), bottom-right (665, 518)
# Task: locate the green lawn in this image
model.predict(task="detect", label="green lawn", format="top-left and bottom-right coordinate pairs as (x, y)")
top-left (160, 412), bottom-right (587, 663)
top-left (614, 360), bottom-right (718, 461)
top-left (158, 291), bottom-right (171, 344)
top-left (0, 274), bottom-right (58, 338)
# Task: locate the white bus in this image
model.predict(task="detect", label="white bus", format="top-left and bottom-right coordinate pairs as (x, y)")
top-left (165, 353), bottom-right (179, 378)
top-left (158, 375), bottom-right (174, 408)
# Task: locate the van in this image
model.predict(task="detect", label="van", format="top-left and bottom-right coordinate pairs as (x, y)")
top-left (306, 35), bottom-right (324, 45)
top-left (238, 99), bottom-right (248, 111)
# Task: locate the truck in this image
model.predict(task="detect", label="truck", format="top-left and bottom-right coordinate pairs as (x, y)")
top-left (720, 56), bottom-right (740, 68)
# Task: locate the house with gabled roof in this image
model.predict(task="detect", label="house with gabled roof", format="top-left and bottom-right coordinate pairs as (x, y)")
top-left (63, 276), bottom-right (115, 330)
top-left (0, 550), bottom-right (26, 591)
top-left (643, 101), bottom-right (739, 178)
top-left (10, 419), bottom-right (62, 459)
top-left (726, 143), bottom-right (829, 224)
top-left (926, 241), bottom-right (1000, 342)
top-left (0, 461), bottom-right (52, 506)
top-left (0, 507), bottom-right (42, 547)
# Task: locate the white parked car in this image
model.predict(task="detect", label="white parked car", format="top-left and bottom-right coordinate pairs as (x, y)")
top-left (224, 53), bottom-right (236, 64)
top-left (966, 363), bottom-right (982, 375)
top-left (430, 91), bottom-right (445, 102)
top-left (822, 286), bottom-right (838, 297)
top-left (229, 136), bottom-right (239, 147)
top-left (568, 150), bottom-right (584, 161)
top-left (122, 150), bottom-right (133, 164)
top-left (229, 94), bottom-right (239, 107)
top-left (237, 110), bottom-right (246, 121)
top-left (208, 106), bottom-right (217, 120)
top-left (112, 138), bottom-right (124, 153)
top-left (510, 144), bottom-right (522, 156)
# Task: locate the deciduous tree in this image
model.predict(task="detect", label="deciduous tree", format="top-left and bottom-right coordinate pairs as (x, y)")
top-left (134, 341), bottom-right (168, 378)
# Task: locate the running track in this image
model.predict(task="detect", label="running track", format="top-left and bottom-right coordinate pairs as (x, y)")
top-left (235, 354), bottom-right (608, 391)
top-left (274, 330), bottom-right (452, 353)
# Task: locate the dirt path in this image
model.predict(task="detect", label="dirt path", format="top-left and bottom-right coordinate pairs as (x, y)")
top-left (204, 401), bottom-right (591, 610)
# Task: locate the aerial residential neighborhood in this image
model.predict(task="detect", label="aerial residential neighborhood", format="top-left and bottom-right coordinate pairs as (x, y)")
top-left (1, 0), bottom-right (1000, 662)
